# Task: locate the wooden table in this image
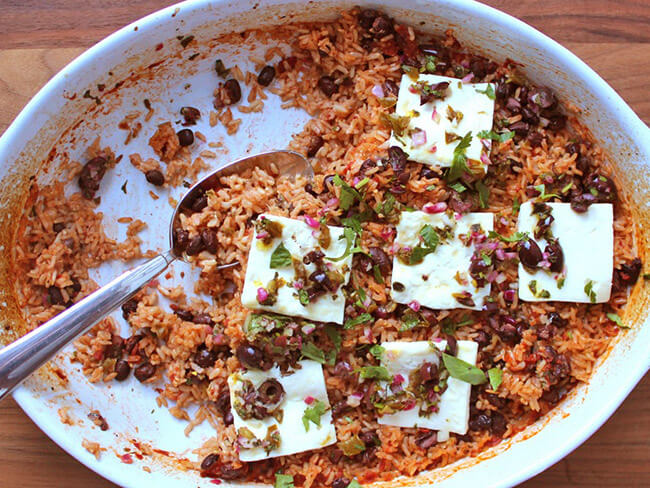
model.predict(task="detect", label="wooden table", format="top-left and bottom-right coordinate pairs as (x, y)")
top-left (0, 1), bottom-right (648, 486)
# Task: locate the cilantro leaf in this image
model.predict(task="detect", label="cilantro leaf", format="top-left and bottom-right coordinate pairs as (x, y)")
top-left (449, 182), bottom-right (467, 193)
top-left (298, 288), bottom-right (310, 306)
top-left (442, 353), bottom-right (487, 385)
top-left (358, 366), bottom-right (391, 381)
top-left (476, 84), bottom-right (496, 100)
top-left (419, 224), bottom-right (440, 250)
top-left (409, 246), bottom-right (436, 264)
top-left (475, 180), bottom-right (490, 208)
top-left (607, 312), bottom-right (627, 328)
top-left (275, 474), bottom-right (294, 488)
top-left (270, 242), bottom-right (292, 268)
top-left (302, 399), bottom-right (328, 431)
top-left (347, 481), bottom-right (363, 488)
top-left (369, 345), bottom-right (385, 359)
top-left (534, 184), bottom-right (560, 201)
top-left (487, 367), bottom-right (503, 390)
top-left (301, 342), bottom-right (326, 363)
top-left (325, 324), bottom-right (342, 351)
top-left (488, 230), bottom-right (528, 242)
top-left (446, 131), bottom-right (473, 182)
top-left (477, 129), bottom-right (514, 142)
top-left (584, 280), bottom-right (597, 304)
top-left (512, 196), bottom-right (521, 214)
top-left (344, 313), bottom-right (372, 330)
top-left (333, 174), bottom-right (362, 211)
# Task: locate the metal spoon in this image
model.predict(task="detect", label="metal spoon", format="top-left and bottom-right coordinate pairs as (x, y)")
top-left (0, 150), bottom-right (312, 401)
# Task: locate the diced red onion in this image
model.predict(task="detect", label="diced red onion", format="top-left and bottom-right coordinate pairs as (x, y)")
top-left (504, 251), bottom-right (518, 260)
top-left (461, 73), bottom-right (475, 83)
top-left (304, 215), bottom-right (319, 229)
top-left (495, 272), bottom-right (507, 284)
top-left (460, 59), bottom-right (470, 68)
top-left (480, 153), bottom-right (491, 165)
top-left (423, 202), bottom-right (447, 214)
top-left (352, 176), bottom-right (361, 186)
top-left (408, 300), bottom-right (421, 312)
top-left (392, 374), bottom-right (405, 386)
top-left (364, 327), bottom-right (373, 341)
top-left (327, 197), bottom-right (339, 208)
top-left (504, 289), bottom-right (516, 302)
top-left (304, 395), bottom-right (315, 405)
top-left (293, 280), bottom-right (304, 290)
top-left (363, 297), bottom-right (372, 308)
top-left (256, 231), bottom-right (269, 240)
top-left (432, 337), bottom-right (443, 343)
top-left (213, 333), bottom-right (228, 346)
top-left (481, 138), bottom-right (492, 150)
top-left (500, 217), bottom-right (508, 226)
top-left (256, 287), bottom-right (269, 303)
top-left (539, 260), bottom-right (551, 269)
top-left (454, 212), bottom-right (463, 220)
top-left (388, 242), bottom-right (400, 254)
top-left (486, 270), bottom-right (499, 283)
top-left (347, 393), bottom-right (363, 407)
top-left (408, 85), bottom-right (418, 94)
top-left (432, 109), bottom-right (441, 124)
top-left (403, 399), bottom-right (416, 411)
top-left (371, 84), bottom-right (385, 98)
top-left (412, 129), bottom-right (427, 147)
top-left (495, 248), bottom-right (506, 261)
top-left (380, 227), bottom-right (394, 240)
top-left (429, 145), bottom-right (438, 153)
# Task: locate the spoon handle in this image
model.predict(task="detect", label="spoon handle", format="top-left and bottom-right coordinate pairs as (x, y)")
top-left (0, 250), bottom-right (176, 402)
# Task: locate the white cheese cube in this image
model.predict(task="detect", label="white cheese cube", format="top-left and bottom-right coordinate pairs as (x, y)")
top-left (391, 210), bottom-right (494, 310)
top-left (377, 340), bottom-right (478, 436)
top-left (241, 214), bottom-right (352, 324)
top-left (387, 74), bottom-right (495, 169)
top-left (228, 360), bottom-right (336, 461)
top-left (517, 202), bottom-right (613, 303)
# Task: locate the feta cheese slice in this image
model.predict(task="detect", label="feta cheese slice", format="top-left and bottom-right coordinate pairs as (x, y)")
top-left (387, 74), bottom-right (495, 169)
top-left (228, 360), bottom-right (336, 461)
top-left (241, 214), bottom-right (352, 324)
top-left (377, 340), bottom-right (479, 436)
top-left (517, 201), bottom-right (613, 303)
top-left (391, 210), bottom-right (494, 310)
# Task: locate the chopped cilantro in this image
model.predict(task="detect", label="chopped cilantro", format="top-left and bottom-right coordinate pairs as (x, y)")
top-left (344, 313), bottom-right (372, 330)
top-left (584, 280), bottom-right (597, 303)
top-left (488, 230), bottom-right (528, 242)
top-left (477, 129), bottom-right (514, 142)
top-left (476, 84), bottom-right (496, 100)
top-left (269, 242), bottom-right (291, 268)
top-left (298, 288), bottom-right (310, 306)
top-left (512, 196), bottom-right (521, 214)
top-left (607, 312), bottom-right (627, 328)
top-left (302, 399), bottom-right (328, 431)
top-left (449, 182), bottom-right (467, 193)
top-left (333, 174), bottom-right (362, 211)
top-left (423, 56), bottom-right (437, 73)
top-left (369, 345), bottom-right (385, 359)
top-left (446, 131), bottom-right (473, 182)
top-left (275, 474), bottom-right (294, 488)
top-left (419, 224), bottom-right (440, 250)
top-left (325, 324), bottom-right (342, 351)
top-left (534, 184), bottom-right (560, 201)
top-left (373, 264), bottom-right (384, 284)
top-left (476, 180), bottom-right (490, 208)
top-left (358, 366), bottom-right (391, 381)
top-left (442, 353), bottom-right (487, 385)
top-left (347, 480), bottom-right (363, 488)
top-left (301, 342), bottom-right (326, 363)
top-left (487, 367), bottom-right (503, 390)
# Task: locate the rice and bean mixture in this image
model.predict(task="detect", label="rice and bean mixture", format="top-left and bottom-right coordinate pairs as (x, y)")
top-left (14, 8), bottom-right (644, 487)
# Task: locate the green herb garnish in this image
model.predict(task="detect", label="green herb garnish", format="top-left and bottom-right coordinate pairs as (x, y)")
top-left (344, 313), bottom-right (372, 330)
top-left (301, 342), bottom-right (326, 363)
top-left (487, 367), bottom-right (503, 390)
top-left (446, 131), bottom-right (473, 182)
top-left (369, 345), bottom-right (385, 359)
top-left (476, 84), bottom-right (496, 100)
top-left (442, 353), bottom-right (487, 385)
top-left (358, 366), bottom-right (391, 381)
top-left (477, 129), bottom-right (514, 142)
top-left (607, 312), bottom-right (627, 328)
top-left (270, 242), bottom-right (291, 268)
top-left (488, 230), bottom-right (528, 242)
top-left (275, 474), bottom-right (294, 488)
top-left (476, 180), bottom-right (490, 208)
top-left (584, 280), bottom-right (597, 303)
top-left (302, 399), bottom-right (328, 431)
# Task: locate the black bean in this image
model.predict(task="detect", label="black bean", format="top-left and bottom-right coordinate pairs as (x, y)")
top-left (201, 453), bottom-right (219, 471)
top-left (359, 430), bottom-right (379, 446)
top-left (547, 114), bottom-right (566, 131)
top-left (332, 477), bottom-right (350, 488)
top-left (306, 135), bottom-right (324, 157)
top-left (78, 156), bottom-right (108, 200)
top-left (358, 9), bottom-right (379, 30)
top-left (420, 166), bottom-right (437, 179)
top-left (419, 362), bottom-right (438, 382)
top-left (215, 390), bottom-right (231, 415)
top-left (223, 79), bottom-right (241, 105)
top-left (106, 335), bottom-right (124, 359)
top-left (519, 238), bottom-right (543, 269)
top-left (236, 344), bottom-right (267, 370)
top-left (193, 313), bottom-right (214, 325)
top-left (200, 229), bottom-right (218, 254)
top-left (496, 80), bottom-right (513, 100)
top-left (490, 412), bottom-right (508, 437)
top-left (195, 348), bottom-right (217, 368)
top-left (570, 192), bottom-right (597, 213)
top-left (173, 229), bottom-right (190, 254)
top-left (393, 282), bottom-right (405, 292)
top-left (185, 235), bottom-right (205, 256)
top-left (469, 413), bottom-right (492, 431)
top-left (445, 335), bottom-right (458, 357)
top-left (180, 106), bottom-right (201, 125)
top-left (521, 106), bottom-right (539, 125)
top-left (224, 410), bottom-right (234, 426)
top-left (576, 155), bottom-right (591, 174)
top-left (145, 169), bottom-right (165, 186)
top-left (257, 65), bottom-right (276, 86)
top-left (174, 308), bottom-right (195, 322)
top-left (387, 145), bottom-right (408, 174)
top-left (565, 142), bottom-right (580, 156)
top-left (53, 222), bottom-right (66, 233)
top-left (474, 330), bottom-right (491, 348)
top-left (586, 173), bottom-right (617, 203)
top-left (615, 258), bottom-right (642, 287)
top-left (219, 464), bottom-right (249, 480)
top-left (304, 183), bottom-right (318, 197)
top-left (177, 128), bottom-right (194, 147)
top-left (528, 87), bottom-right (556, 109)
top-left (547, 312), bottom-right (568, 328)
top-left (505, 97), bottom-right (521, 113)
top-left (323, 174), bottom-right (336, 190)
top-left (303, 250), bottom-right (325, 265)
top-left (509, 120), bottom-right (530, 136)
top-left (47, 286), bottom-right (65, 306)
top-left (124, 334), bottom-right (142, 355)
top-left (191, 194), bottom-right (208, 212)
top-left (318, 76), bottom-right (337, 97)
top-left (134, 362), bottom-right (156, 382)
top-left (545, 239), bottom-right (564, 273)
top-left (527, 131), bottom-right (543, 147)
top-left (114, 360), bottom-right (131, 381)
top-left (368, 247), bottom-right (391, 274)
top-left (419, 307), bottom-right (437, 326)
top-left (383, 79), bottom-right (399, 97)
top-left (370, 15), bottom-right (392, 36)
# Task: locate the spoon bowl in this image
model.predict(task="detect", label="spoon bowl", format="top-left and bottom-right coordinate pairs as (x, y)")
top-left (0, 150), bottom-right (311, 401)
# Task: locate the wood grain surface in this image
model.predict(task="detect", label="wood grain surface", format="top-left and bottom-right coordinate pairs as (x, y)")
top-left (0, 1), bottom-right (648, 487)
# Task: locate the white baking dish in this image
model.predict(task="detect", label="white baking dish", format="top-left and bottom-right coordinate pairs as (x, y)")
top-left (0, 1), bottom-right (648, 487)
